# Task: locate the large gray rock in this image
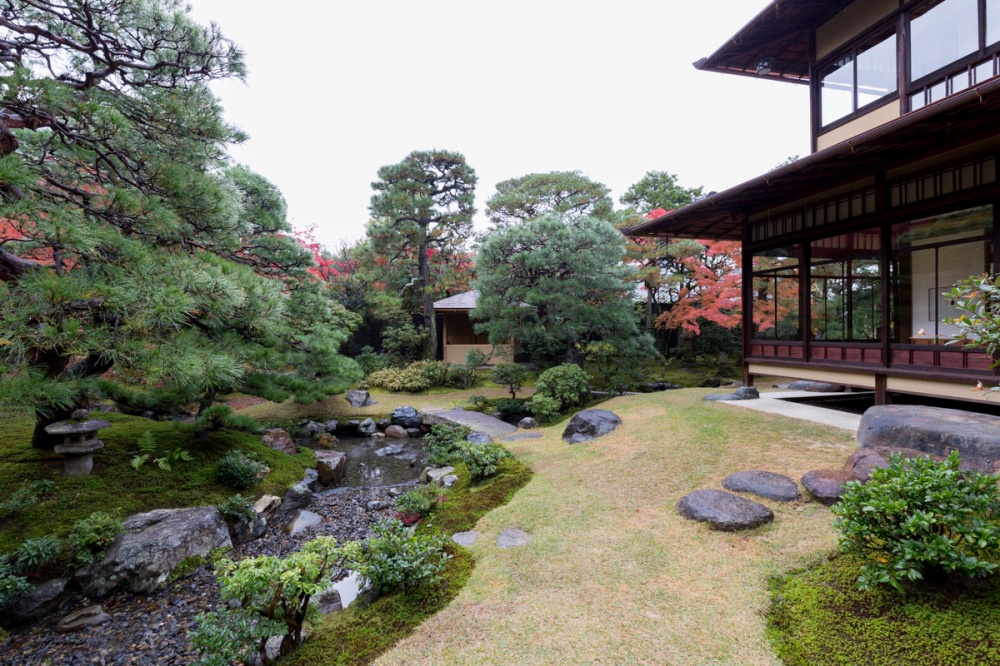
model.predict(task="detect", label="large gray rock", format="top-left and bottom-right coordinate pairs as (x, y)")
top-left (858, 405), bottom-right (1000, 473)
top-left (76, 507), bottom-right (232, 597)
top-left (518, 417), bottom-right (538, 429)
top-left (272, 482), bottom-right (314, 528)
top-left (0, 578), bottom-right (72, 626)
top-left (562, 409), bottom-right (622, 444)
top-left (391, 406), bottom-right (422, 429)
top-left (722, 471), bottom-right (799, 501)
top-left (260, 428), bottom-right (296, 455)
top-left (315, 450), bottom-right (347, 486)
top-left (228, 513), bottom-right (267, 546)
top-left (345, 390), bottom-right (376, 408)
top-left (358, 418), bottom-right (377, 436)
top-left (801, 469), bottom-right (852, 506)
top-left (302, 421), bottom-right (326, 435)
top-left (384, 425), bottom-right (408, 439)
top-left (676, 490), bottom-right (773, 531)
top-left (704, 386), bottom-right (760, 401)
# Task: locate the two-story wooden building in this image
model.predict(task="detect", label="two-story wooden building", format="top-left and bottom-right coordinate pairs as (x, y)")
top-left (629, 0), bottom-right (1000, 405)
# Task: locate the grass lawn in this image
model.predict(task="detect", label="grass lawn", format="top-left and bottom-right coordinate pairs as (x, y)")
top-left (370, 388), bottom-right (857, 665)
top-left (0, 412), bottom-right (312, 553)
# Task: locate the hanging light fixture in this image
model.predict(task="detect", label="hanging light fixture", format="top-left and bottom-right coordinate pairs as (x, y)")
top-left (756, 58), bottom-right (775, 76)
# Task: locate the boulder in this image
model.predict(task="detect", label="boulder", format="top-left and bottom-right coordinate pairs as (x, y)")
top-left (0, 577), bottom-right (72, 626)
top-left (698, 377), bottom-right (727, 388)
top-left (391, 406), bottom-right (422, 429)
top-left (858, 405), bottom-right (1000, 473)
top-left (272, 482), bottom-right (314, 528)
top-left (76, 507), bottom-right (232, 597)
top-left (228, 513), bottom-right (267, 546)
top-left (345, 389), bottom-right (376, 408)
top-left (302, 421), bottom-right (326, 435)
top-left (442, 474), bottom-right (459, 487)
top-left (56, 605), bottom-right (111, 633)
top-left (260, 428), bottom-right (296, 455)
top-left (466, 431), bottom-right (494, 444)
top-left (676, 490), bottom-right (774, 531)
top-left (315, 450), bottom-right (348, 486)
top-left (518, 417), bottom-right (538, 429)
top-left (384, 425), bottom-right (409, 439)
top-left (315, 588), bottom-right (343, 614)
top-left (722, 471), bottom-right (799, 501)
top-left (302, 468), bottom-right (322, 492)
top-left (704, 386), bottom-right (760, 401)
top-left (376, 418), bottom-right (391, 431)
top-left (646, 382), bottom-right (683, 392)
top-left (375, 444), bottom-right (407, 457)
top-left (420, 466), bottom-right (455, 486)
top-left (562, 409), bottom-right (622, 444)
top-left (801, 469), bottom-right (852, 506)
top-left (844, 446), bottom-right (952, 482)
top-left (496, 528), bottom-right (532, 548)
top-left (406, 427), bottom-right (423, 437)
top-left (324, 420), bottom-right (339, 434)
top-left (358, 418), bottom-right (377, 436)
top-left (252, 495), bottom-right (282, 520)
top-left (786, 380), bottom-right (846, 392)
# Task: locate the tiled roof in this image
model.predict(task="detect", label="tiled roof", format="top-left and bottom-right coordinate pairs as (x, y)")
top-left (433, 290), bottom-right (480, 310)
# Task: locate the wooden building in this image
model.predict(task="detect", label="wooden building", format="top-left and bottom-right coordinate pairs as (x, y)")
top-left (433, 291), bottom-right (512, 366)
top-left (629, 0), bottom-right (1000, 405)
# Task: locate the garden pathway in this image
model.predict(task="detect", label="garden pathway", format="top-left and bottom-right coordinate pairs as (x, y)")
top-left (721, 390), bottom-right (863, 432)
top-left (421, 408), bottom-right (518, 439)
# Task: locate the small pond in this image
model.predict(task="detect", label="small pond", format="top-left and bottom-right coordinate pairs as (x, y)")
top-left (301, 435), bottom-right (428, 487)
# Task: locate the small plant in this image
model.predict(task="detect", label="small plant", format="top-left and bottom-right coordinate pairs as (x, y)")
top-left (445, 364), bottom-right (477, 389)
top-left (393, 485), bottom-right (439, 525)
top-left (196, 405), bottom-right (264, 435)
top-left (464, 347), bottom-right (490, 367)
top-left (219, 494), bottom-right (255, 525)
top-left (832, 451), bottom-right (1000, 591)
top-left (13, 535), bottom-right (62, 575)
top-left (534, 363), bottom-right (591, 408)
top-left (526, 394), bottom-right (560, 423)
top-left (191, 536), bottom-right (344, 666)
top-left (131, 430), bottom-right (194, 471)
top-left (492, 363), bottom-right (527, 399)
top-left (0, 479), bottom-right (55, 518)
top-left (459, 440), bottom-right (512, 481)
top-left (423, 423), bottom-right (473, 466)
top-left (0, 561), bottom-right (29, 609)
top-left (216, 450), bottom-right (268, 490)
top-left (341, 519), bottom-right (451, 595)
top-left (467, 394), bottom-right (491, 412)
top-left (67, 511), bottom-right (125, 567)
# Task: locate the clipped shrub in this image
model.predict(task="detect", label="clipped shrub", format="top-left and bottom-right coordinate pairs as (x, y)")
top-left (423, 423), bottom-right (473, 467)
top-left (393, 486), bottom-right (439, 525)
top-left (466, 394), bottom-right (491, 412)
top-left (0, 561), bottom-right (29, 609)
top-left (535, 364), bottom-right (591, 408)
top-left (832, 451), bottom-right (1000, 591)
top-left (526, 394), bottom-right (560, 423)
top-left (13, 535), bottom-right (62, 574)
top-left (341, 519), bottom-right (450, 595)
top-left (361, 360), bottom-right (447, 393)
top-left (191, 536), bottom-right (344, 665)
top-left (492, 363), bottom-right (527, 399)
top-left (460, 440), bottom-right (512, 481)
top-left (67, 511), bottom-right (125, 567)
top-left (445, 364), bottom-right (476, 389)
top-left (216, 450), bottom-right (268, 491)
top-left (0, 479), bottom-right (55, 519)
top-left (219, 494), bottom-right (255, 525)
top-left (465, 348), bottom-right (489, 367)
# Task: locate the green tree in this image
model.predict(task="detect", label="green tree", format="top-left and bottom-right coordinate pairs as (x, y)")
top-left (474, 214), bottom-right (653, 366)
top-left (619, 170), bottom-right (703, 215)
top-left (485, 171), bottom-right (614, 228)
top-left (369, 150), bottom-right (477, 358)
top-left (0, 0), bottom-right (361, 446)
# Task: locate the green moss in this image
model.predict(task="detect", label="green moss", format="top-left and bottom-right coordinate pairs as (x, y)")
top-left (425, 458), bottom-right (532, 535)
top-left (767, 552), bottom-right (1000, 666)
top-left (169, 554), bottom-right (207, 583)
top-left (0, 412), bottom-right (312, 554)
top-left (282, 546), bottom-right (474, 666)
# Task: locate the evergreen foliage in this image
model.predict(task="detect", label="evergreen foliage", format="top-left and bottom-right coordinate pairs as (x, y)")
top-left (485, 171), bottom-right (615, 228)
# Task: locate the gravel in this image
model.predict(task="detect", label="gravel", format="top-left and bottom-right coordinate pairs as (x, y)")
top-left (0, 484), bottom-right (411, 665)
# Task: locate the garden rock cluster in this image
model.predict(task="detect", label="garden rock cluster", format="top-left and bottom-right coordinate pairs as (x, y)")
top-left (562, 409), bottom-right (622, 444)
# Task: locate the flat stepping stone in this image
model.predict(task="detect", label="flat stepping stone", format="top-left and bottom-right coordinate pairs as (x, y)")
top-left (451, 531), bottom-right (479, 547)
top-left (676, 490), bottom-right (773, 531)
top-left (722, 471), bottom-right (799, 501)
top-left (496, 528), bottom-right (532, 548)
top-left (57, 605), bottom-right (111, 633)
top-left (503, 432), bottom-right (543, 441)
top-left (801, 469), bottom-right (852, 506)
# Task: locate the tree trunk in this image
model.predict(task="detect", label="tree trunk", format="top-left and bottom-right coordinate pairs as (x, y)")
top-left (32, 405), bottom-right (76, 450)
top-left (32, 353), bottom-right (114, 449)
top-left (418, 235), bottom-right (437, 359)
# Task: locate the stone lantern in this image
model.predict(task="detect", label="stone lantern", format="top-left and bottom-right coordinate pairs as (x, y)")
top-left (44, 414), bottom-right (112, 477)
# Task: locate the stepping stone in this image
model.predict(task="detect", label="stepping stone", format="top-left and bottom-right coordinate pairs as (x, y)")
top-left (57, 605), bottom-right (111, 633)
top-left (504, 432), bottom-right (543, 441)
top-left (801, 469), bottom-right (852, 506)
top-left (562, 409), bottom-right (622, 444)
top-left (676, 490), bottom-right (773, 531)
top-left (452, 531), bottom-right (479, 547)
top-left (722, 471), bottom-right (799, 501)
top-left (283, 509), bottom-right (322, 535)
top-left (496, 529), bottom-right (532, 548)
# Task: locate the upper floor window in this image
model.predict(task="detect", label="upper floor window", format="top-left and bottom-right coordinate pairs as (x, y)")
top-left (821, 31), bottom-right (897, 126)
top-left (910, 0), bottom-right (979, 81)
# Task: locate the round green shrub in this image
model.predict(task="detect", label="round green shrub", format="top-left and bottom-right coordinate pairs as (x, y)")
top-left (534, 364), bottom-right (591, 408)
top-left (216, 450), bottom-right (268, 491)
top-left (832, 451), bottom-right (1000, 590)
top-left (423, 423), bottom-right (473, 466)
top-left (341, 519), bottom-right (451, 595)
top-left (526, 394), bottom-right (560, 423)
top-left (460, 440), bottom-right (512, 481)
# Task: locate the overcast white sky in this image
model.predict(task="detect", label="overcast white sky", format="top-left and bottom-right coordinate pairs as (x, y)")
top-left (186, 0), bottom-right (809, 250)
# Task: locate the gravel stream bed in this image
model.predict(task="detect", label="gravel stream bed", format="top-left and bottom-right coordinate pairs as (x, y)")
top-left (0, 484), bottom-right (411, 666)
